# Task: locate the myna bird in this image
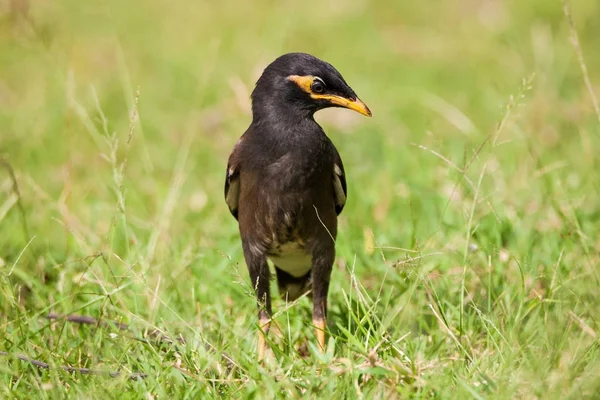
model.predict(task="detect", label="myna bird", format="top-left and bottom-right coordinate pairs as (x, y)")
top-left (225, 52), bottom-right (371, 359)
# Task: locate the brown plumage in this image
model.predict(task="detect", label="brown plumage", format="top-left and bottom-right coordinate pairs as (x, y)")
top-left (225, 52), bottom-right (371, 359)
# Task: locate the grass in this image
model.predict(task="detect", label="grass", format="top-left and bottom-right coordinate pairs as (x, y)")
top-left (1, 0), bottom-right (600, 398)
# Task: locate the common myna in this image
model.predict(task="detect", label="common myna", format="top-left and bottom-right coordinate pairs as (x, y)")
top-left (225, 52), bottom-right (371, 359)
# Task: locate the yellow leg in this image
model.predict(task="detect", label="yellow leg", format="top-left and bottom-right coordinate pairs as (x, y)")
top-left (314, 318), bottom-right (326, 352)
top-left (257, 318), bottom-right (270, 362)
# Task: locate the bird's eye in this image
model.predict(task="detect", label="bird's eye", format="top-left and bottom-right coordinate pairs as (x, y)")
top-left (311, 78), bottom-right (326, 94)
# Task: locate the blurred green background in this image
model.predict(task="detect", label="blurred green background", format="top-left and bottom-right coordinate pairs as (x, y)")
top-left (1, 0), bottom-right (600, 398)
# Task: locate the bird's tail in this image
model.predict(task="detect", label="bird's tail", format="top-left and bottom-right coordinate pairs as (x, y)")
top-left (274, 267), bottom-right (312, 302)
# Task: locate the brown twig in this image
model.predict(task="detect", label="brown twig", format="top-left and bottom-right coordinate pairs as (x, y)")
top-left (47, 313), bottom-right (187, 347)
top-left (46, 313), bottom-right (129, 331)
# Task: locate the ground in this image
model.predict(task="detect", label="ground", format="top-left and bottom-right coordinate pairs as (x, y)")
top-left (1, 0), bottom-right (600, 398)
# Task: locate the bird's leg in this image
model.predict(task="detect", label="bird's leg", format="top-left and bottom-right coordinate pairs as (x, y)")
top-left (254, 271), bottom-right (271, 362)
top-left (257, 309), bottom-right (270, 362)
top-left (244, 247), bottom-right (272, 362)
top-left (311, 250), bottom-right (334, 352)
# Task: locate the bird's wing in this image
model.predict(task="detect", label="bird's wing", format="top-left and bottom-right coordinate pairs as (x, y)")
top-left (332, 149), bottom-right (347, 215)
top-left (225, 138), bottom-right (243, 220)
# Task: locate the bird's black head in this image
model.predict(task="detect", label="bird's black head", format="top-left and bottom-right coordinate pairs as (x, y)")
top-left (251, 52), bottom-right (371, 122)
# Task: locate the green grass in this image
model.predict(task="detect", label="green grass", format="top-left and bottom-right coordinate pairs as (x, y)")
top-left (1, 0), bottom-right (600, 398)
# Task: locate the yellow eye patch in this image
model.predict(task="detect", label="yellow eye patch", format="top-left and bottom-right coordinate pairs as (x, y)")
top-left (287, 75), bottom-right (317, 94)
top-left (287, 74), bottom-right (372, 117)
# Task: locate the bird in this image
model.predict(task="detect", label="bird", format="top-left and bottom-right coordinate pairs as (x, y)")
top-left (224, 52), bottom-right (371, 360)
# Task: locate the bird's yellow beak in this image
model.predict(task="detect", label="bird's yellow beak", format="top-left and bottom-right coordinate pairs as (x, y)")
top-left (313, 94), bottom-right (372, 117)
top-left (287, 75), bottom-right (372, 117)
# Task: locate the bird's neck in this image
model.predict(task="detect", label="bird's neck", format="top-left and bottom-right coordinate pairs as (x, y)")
top-left (251, 101), bottom-right (318, 136)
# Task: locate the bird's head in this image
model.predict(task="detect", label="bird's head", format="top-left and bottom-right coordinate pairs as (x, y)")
top-left (251, 52), bottom-right (371, 122)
